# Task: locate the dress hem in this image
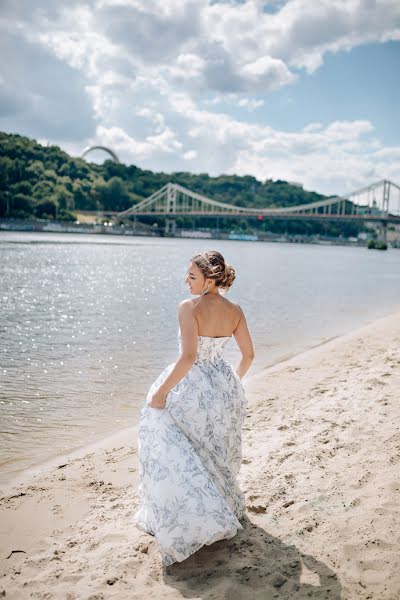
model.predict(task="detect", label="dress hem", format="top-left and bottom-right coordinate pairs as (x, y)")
top-left (133, 514), bottom-right (245, 566)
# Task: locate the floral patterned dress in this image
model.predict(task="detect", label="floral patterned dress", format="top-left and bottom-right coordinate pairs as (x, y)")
top-left (133, 329), bottom-right (247, 566)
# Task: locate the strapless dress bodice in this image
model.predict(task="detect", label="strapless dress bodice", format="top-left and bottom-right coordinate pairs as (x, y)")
top-left (178, 329), bottom-right (231, 362)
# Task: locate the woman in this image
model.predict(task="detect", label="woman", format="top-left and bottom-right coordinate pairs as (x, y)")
top-left (133, 250), bottom-right (254, 566)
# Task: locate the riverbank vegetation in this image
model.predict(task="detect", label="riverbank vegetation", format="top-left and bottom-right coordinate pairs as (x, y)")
top-left (0, 131), bottom-right (364, 238)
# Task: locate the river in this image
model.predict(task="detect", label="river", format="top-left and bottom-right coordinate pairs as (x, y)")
top-left (1, 231), bottom-right (399, 483)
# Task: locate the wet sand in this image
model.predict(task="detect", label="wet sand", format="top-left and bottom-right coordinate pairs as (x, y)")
top-left (1, 310), bottom-right (399, 599)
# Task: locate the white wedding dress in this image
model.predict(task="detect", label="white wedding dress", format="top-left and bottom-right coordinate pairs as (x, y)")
top-left (133, 329), bottom-right (247, 566)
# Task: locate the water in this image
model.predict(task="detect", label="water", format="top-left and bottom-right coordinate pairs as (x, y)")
top-left (1, 231), bottom-right (400, 483)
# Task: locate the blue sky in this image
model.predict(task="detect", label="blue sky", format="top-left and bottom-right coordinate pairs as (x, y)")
top-left (236, 41), bottom-right (400, 145)
top-left (0, 0), bottom-right (399, 196)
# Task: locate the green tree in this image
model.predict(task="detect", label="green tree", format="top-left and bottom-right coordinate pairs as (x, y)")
top-left (35, 199), bottom-right (57, 219)
top-left (96, 176), bottom-right (132, 211)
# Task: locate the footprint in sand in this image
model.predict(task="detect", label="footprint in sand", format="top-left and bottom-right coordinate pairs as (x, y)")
top-left (366, 377), bottom-right (387, 386)
top-left (348, 497), bottom-right (361, 508)
top-left (277, 452), bottom-right (294, 464)
top-left (386, 481), bottom-right (400, 492)
top-left (350, 472), bottom-right (371, 489)
top-left (52, 504), bottom-right (62, 515)
top-left (246, 504), bottom-right (267, 514)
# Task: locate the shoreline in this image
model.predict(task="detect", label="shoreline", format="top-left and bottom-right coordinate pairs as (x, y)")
top-left (0, 315), bottom-right (376, 491)
top-left (1, 308), bottom-right (400, 598)
top-left (0, 341), bottom-right (336, 492)
top-left (0, 424), bottom-right (139, 493)
top-left (1, 225), bottom-right (387, 248)
top-left (0, 306), bottom-right (396, 493)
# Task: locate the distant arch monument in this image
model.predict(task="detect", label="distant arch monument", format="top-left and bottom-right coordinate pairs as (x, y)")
top-left (81, 145), bottom-right (120, 163)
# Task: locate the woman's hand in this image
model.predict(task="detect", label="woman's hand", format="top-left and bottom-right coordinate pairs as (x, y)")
top-left (148, 387), bottom-right (168, 409)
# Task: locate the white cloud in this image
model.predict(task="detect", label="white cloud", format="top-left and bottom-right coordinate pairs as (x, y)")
top-left (183, 150), bottom-right (197, 160)
top-left (136, 108), bottom-right (165, 132)
top-left (324, 120), bottom-right (374, 141)
top-left (303, 122), bottom-right (323, 133)
top-left (237, 98), bottom-right (264, 110)
top-left (147, 127), bottom-right (183, 153)
top-left (95, 125), bottom-right (154, 158)
top-left (95, 121), bottom-right (183, 161)
top-left (0, 0), bottom-right (399, 195)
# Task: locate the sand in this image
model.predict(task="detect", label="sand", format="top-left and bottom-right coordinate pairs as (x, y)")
top-left (1, 310), bottom-right (399, 599)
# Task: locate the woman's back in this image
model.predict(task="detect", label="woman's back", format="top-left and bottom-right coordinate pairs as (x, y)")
top-left (190, 295), bottom-right (241, 337)
top-left (189, 295), bottom-right (253, 362)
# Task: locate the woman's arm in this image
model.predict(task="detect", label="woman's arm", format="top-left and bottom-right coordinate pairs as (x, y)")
top-left (233, 305), bottom-right (254, 379)
top-left (157, 300), bottom-right (198, 396)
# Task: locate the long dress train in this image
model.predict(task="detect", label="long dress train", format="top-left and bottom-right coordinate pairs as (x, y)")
top-left (133, 329), bottom-right (247, 566)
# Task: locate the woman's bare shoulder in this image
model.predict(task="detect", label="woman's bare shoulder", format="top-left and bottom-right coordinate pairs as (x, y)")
top-left (179, 296), bottom-right (241, 315)
top-left (178, 298), bottom-right (197, 311)
top-left (219, 297), bottom-right (243, 324)
top-left (222, 296), bottom-right (242, 312)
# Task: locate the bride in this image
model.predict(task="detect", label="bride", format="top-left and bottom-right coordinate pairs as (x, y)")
top-left (133, 249), bottom-right (254, 566)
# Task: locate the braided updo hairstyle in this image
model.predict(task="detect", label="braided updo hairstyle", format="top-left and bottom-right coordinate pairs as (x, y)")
top-left (190, 250), bottom-right (236, 293)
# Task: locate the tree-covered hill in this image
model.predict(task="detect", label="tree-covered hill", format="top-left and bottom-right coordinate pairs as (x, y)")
top-left (0, 131), bottom-right (327, 216)
top-left (0, 131), bottom-right (362, 237)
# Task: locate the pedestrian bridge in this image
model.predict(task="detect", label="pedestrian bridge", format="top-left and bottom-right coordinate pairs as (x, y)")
top-left (117, 179), bottom-right (400, 224)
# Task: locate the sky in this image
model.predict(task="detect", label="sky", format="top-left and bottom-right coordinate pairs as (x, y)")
top-left (0, 0), bottom-right (399, 196)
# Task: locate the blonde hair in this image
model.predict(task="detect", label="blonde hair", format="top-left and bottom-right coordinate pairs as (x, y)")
top-left (190, 250), bottom-right (236, 293)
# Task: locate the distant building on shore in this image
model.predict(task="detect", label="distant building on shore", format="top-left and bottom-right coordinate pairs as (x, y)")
top-left (180, 230), bottom-right (212, 238)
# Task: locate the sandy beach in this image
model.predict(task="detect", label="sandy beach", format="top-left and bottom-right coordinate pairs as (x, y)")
top-left (1, 310), bottom-right (399, 600)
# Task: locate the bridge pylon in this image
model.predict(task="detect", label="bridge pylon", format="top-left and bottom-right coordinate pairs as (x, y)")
top-left (165, 217), bottom-right (176, 235)
top-left (377, 220), bottom-right (388, 245)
